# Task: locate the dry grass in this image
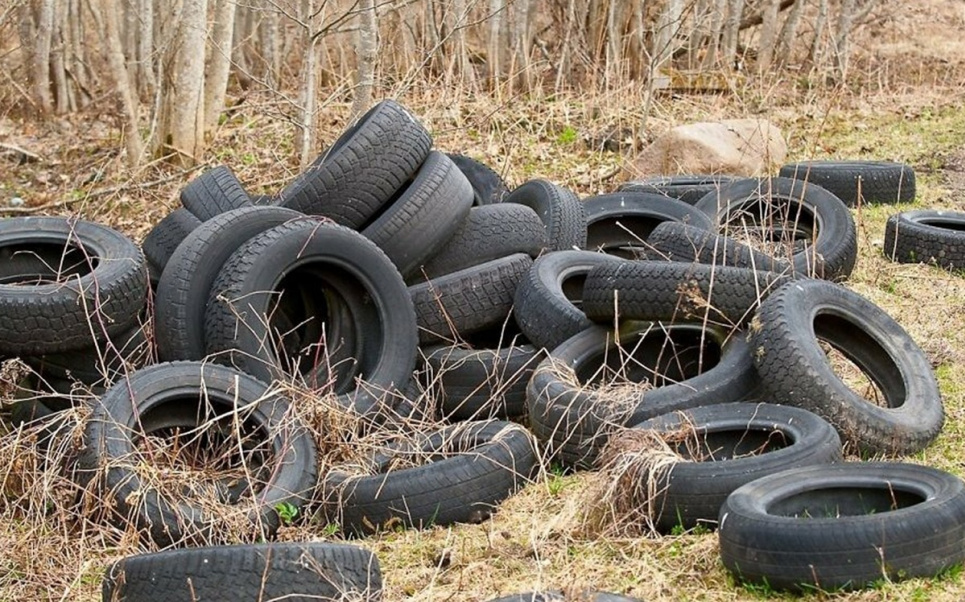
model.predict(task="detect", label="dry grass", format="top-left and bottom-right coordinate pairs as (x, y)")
top-left (3, 5), bottom-right (965, 600)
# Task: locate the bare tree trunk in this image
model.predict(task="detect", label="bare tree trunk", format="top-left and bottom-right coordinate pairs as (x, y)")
top-left (50, 0), bottom-right (70, 113)
top-left (487, 0), bottom-right (505, 85)
top-left (510, 0), bottom-right (532, 90)
top-left (449, 0), bottom-right (471, 85)
top-left (259, 3), bottom-right (280, 86)
top-left (158, 0), bottom-right (207, 163)
top-left (136, 0), bottom-right (155, 97)
top-left (653, 0), bottom-right (683, 71)
top-left (91, 0), bottom-right (143, 166)
top-left (833, 0), bottom-right (857, 80)
top-left (605, 0), bottom-right (620, 85)
top-left (66, 0), bottom-right (91, 108)
top-left (31, 0), bottom-right (55, 114)
top-left (702, 0), bottom-right (727, 69)
top-left (351, 0), bottom-right (377, 121)
top-left (721, 0), bottom-right (744, 69)
top-left (203, 0), bottom-right (236, 131)
top-left (295, 0), bottom-right (318, 168)
top-left (123, 0), bottom-right (137, 82)
top-left (554, 0), bottom-right (576, 91)
top-left (757, 0), bottom-right (781, 72)
top-left (808, 0), bottom-right (830, 68)
top-left (775, 0), bottom-right (804, 67)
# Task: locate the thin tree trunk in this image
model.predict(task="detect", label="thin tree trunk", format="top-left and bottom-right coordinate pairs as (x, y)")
top-left (123, 0), bottom-right (137, 83)
top-left (295, 0), bottom-right (317, 168)
top-left (203, 0), bottom-right (237, 131)
top-left (510, 0), bottom-right (532, 90)
top-left (351, 0), bottom-right (377, 121)
top-left (159, 0), bottom-right (207, 163)
top-left (554, 0), bottom-right (576, 91)
top-left (808, 0), bottom-right (830, 68)
top-left (833, 0), bottom-right (857, 80)
top-left (757, 0), bottom-right (781, 72)
top-left (487, 0), bottom-right (505, 84)
top-left (653, 0), bottom-right (683, 71)
top-left (50, 0), bottom-right (70, 113)
top-left (775, 0), bottom-right (804, 67)
top-left (259, 3), bottom-right (280, 86)
top-left (449, 0), bottom-right (470, 85)
top-left (32, 0), bottom-right (55, 114)
top-left (605, 0), bottom-right (620, 85)
top-left (720, 0), bottom-right (744, 69)
top-left (136, 0), bottom-right (155, 98)
top-left (92, 0), bottom-right (143, 166)
top-left (701, 0), bottom-right (727, 69)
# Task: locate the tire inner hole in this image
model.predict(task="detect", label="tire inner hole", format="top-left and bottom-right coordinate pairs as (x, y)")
top-left (813, 313), bottom-right (899, 408)
top-left (0, 242), bottom-right (95, 285)
top-left (769, 485), bottom-right (925, 518)
top-left (134, 396), bottom-right (273, 504)
top-left (722, 198), bottom-right (816, 259)
top-left (671, 426), bottom-right (790, 462)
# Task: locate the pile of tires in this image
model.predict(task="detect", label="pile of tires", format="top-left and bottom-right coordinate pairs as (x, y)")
top-left (3, 101), bottom-right (964, 598)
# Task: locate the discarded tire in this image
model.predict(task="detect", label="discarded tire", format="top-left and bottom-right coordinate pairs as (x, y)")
top-left (204, 219), bottom-right (417, 415)
top-left (179, 165), bottom-right (252, 221)
top-left (527, 322), bottom-right (758, 469)
top-left (779, 160), bottom-right (916, 206)
top-left (448, 153), bottom-right (509, 205)
top-left (102, 542), bottom-right (382, 601)
top-left (582, 260), bottom-right (789, 327)
top-left (696, 177), bottom-right (857, 281)
top-left (643, 221), bottom-right (791, 272)
top-left (278, 99), bottom-right (432, 228)
top-left (155, 205), bottom-right (303, 361)
top-left (749, 279), bottom-right (944, 456)
top-left (883, 209), bottom-right (965, 270)
top-left (77, 361), bottom-right (317, 546)
top-left (619, 175), bottom-right (741, 205)
top-left (719, 462), bottom-right (965, 591)
top-left (626, 402), bottom-right (842, 533)
top-left (513, 250), bottom-right (624, 351)
top-left (142, 208), bottom-right (202, 284)
top-left (321, 420), bottom-right (537, 535)
top-left (583, 192), bottom-right (713, 258)
top-left (0, 217), bottom-right (148, 355)
top-left (504, 179), bottom-right (587, 251)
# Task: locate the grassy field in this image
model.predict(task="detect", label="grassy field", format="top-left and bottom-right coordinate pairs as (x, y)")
top-left (3, 6), bottom-right (965, 601)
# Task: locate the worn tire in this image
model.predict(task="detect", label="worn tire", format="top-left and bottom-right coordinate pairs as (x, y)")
top-left (448, 153), bottom-right (509, 205)
top-left (414, 203), bottom-right (548, 281)
top-left (102, 542), bottom-right (382, 601)
top-left (277, 100), bottom-right (432, 228)
top-left (361, 151), bottom-right (474, 278)
top-left (527, 322), bottom-right (758, 469)
top-left (513, 250), bottom-right (624, 352)
top-left (180, 165), bottom-right (252, 221)
top-left (504, 179), bottom-right (587, 251)
top-left (582, 260), bottom-right (789, 328)
top-left (320, 420), bottom-right (537, 535)
top-left (719, 463), bottom-right (965, 591)
top-left (883, 209), bottom-right (965, 270)
top-left (619, 175), bottom-right (741, 205)
top-left (643, 221), bottom-right (791, 272)
top-left (750, 279), bottom-right (944, 456)
top-left (628, 402), bottom-right (842, 532)
top-left (155, 205), bottom-right (303, 361)
top-left (583, 192), bottom-right (713, 258)
top-left (779, 160), bottom-right (916, 206)
top-left (696, 177), bottom-right (857, 281)
top-left (25, 320), bottom-right (150, 387)
top-left (410, 253), bottom-right (532, 345)
top-left (0, 217), bottom-right (148, 355)
top-left (204, 219), bottom-right (417, 415)
top-left (143, 208), bottom-right (202, 284)
top-left (423, 343), bottom-right (543, 420)
top-left (77, 361), bottom-right (317, 546)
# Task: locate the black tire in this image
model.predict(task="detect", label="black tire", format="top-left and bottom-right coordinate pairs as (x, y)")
top-left (718, 462), bottom-right (965, 591)
top-left (581, 260), bottom-right (790, 328)
top-left (204, 219), bottom-right (417, 415)
top-left (410, 253), bottom-right (532, 345)
top-left (749, 279), bottom-right (943, 456)
top-left (25, 320), bottom-right (151, 387)
top-left (696, 177), bottom-right (857, 281)
top-left (320, 420), bottom-right (537, 535)
top-left (447, 153), bottom-right (509, 205)
top-left (619, 175), bottom-right (741, 205)
top-left (155, 205), bottom-right (303, 362)
top-left (512, 250), bottom-right (624, 351)
top-left (142, 209), bottom-right (202, 284)
top-left (643, 221), bottom-right (792, 272)
top-left (102, 542), bottom-right (382, 601)
top-left (277, 100), bottom-right (432, 228)
top-left (423, 343), bottom-right (543, 420)
top-left (627, 402), bottom-right (841, 533)
top-left (583, 192), bottom-right (714, 258)
top-left (883, 209), bottom-right (965, 270)
top-left (0, 217), bottom-right (148, 355)
top-left (414, 203), bottom-right (548, 281)
top-left (779, 160), bottom-right (916, 206)
top-left (180, 165), bottom-right (252, 221)
top-left (504, 179), bottom-right (587, 251)
top-left (77, 361), bottom-right (317, 546)
top-left (527, 322), bottom-right (758, 469)
top-left (361, 151), bottom-right (474, 278)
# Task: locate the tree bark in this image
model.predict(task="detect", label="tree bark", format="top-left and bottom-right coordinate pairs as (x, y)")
top-left (833, 0), bottom-right (857, 80)
top-left (351, 0), bottom-right (377, 121)
top-left (701, 0), bottom-right (728, 69)
top-left (775, 0), bottom-right (804, 67)
top-left (136, 0), bottom-right (155, 98)
top-left (808, 0), bottom-right (830, 68)
top-left (32, 0), bottom-right (55, 114)
top-left (158, 0), bottom-right (207, 163)
top-left (50, 0), bottom-right (70, 113)
top-left (203, 0), bottom-right (237, 131)
top-left (721, 0), bottom-right (744, 69)
top-left (757, 0), bottom-right (781, 72)
top-left (653, 0), bottom-right (683, 70)
top-left (92, 0), bottom-right (143, 166)
top-left (488, 0), bottom-right (505, 84)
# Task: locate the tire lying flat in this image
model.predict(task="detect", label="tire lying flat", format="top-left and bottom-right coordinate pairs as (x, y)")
top-left (719, 462), bottom-right (965, 591)
top-left (883, 209), bottom-right (965, 270)
top-left (779, 160), bottom-right (916, 206)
